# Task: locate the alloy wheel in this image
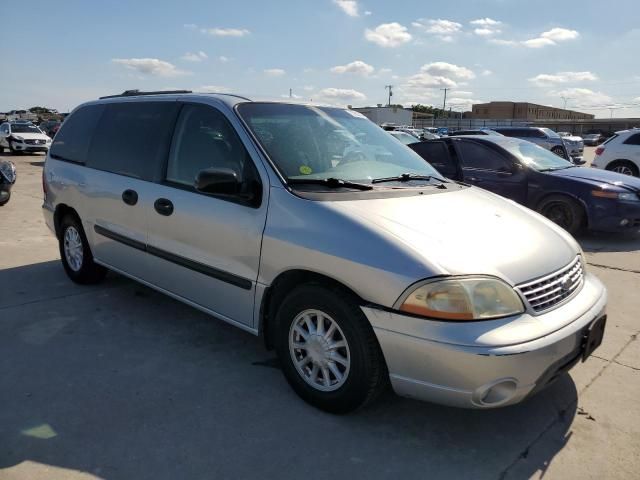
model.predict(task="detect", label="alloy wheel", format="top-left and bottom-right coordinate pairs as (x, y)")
top-left (63, 226), bottom-right (84, 272)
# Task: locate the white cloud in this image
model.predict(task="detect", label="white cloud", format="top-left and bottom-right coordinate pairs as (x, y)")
top-left (218, 55), bottom-right (229, 62)
top-left (181, 51), bottom-right (207, 62)
top-left (489, 38), bottom-right (517, 46)
top-left (447, 97), bottom-right (484, 111)
top-left (364, 10), bottom-right (372, 15)
top-left (264, 68), bottom-right (286, 77)
top-left (378, 67), bottom-right (392, 75)
top-left (316, 87), bottom-right (366, 103)
top-left (302, 85), bottom-right (315, 91)
top-left (198, 85), bottom-right (231, 93)
top-left (405, 73), bottom-right (457, 89)
top-left (470, 18), bottom-right (502, 27)
top-left (200, 27), bottom-right (250, 37)
top-left (333, 0), bottom-right (358, 17)
top-left (421, 62), bottom-right (475, 80)
top-left (470, 18), bottom-right (502, 36)
top-left (413, 19), bottom-right (462, 41)
top-left (451, 90), bottom-right (473, 97)
top-left (523, 27), bottom-right (579, 48)
top-left (529, 71), bottom-right (598, 86)
top-left (481, 69), bottom-right (493, 76)
top-left (330, 60), bottom-right (375, 76)
top-left (364, 23), bottom-right (412, 47)
top-left (112, 58), bottom-right (189, 77)
top-left (551, 88), bottom-right (612, 106)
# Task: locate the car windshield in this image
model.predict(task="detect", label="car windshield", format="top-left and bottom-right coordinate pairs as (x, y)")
top-left (390, 132), bottom-right (419, 145)
top-left (500, 140), bottom-right (574, 171)
top-left (11, 124), bottom-right (41, 133)
top-left (541, 128), bottom-right (561, 139)
top-left (237, 103), bottom-right (443, 184)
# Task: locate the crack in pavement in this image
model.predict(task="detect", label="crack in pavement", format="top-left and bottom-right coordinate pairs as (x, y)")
top-left (0, 284), bottom-right (125, 311)
top-left (587, 262), bottom-right (640, 275)
top-left (498, 328), bottom-right (640, 479)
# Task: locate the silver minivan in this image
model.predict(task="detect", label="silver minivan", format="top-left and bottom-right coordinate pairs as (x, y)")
top-left (43, 91), bottom-right (607, 413)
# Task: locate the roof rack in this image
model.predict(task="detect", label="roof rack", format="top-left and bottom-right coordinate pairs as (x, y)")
top-left (99, 89), bottom-right (193, 99)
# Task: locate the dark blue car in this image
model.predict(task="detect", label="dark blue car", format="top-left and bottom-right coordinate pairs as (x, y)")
top-left (409, 135), bottom-right (640, 234)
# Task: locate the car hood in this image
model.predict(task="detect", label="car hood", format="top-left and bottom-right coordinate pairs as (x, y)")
top-left (550, 167), bottom-right (640, 191)
top-left (11, 132), bottom-right (49, 140)
top-left (329, 186), bottom-right (579, 286)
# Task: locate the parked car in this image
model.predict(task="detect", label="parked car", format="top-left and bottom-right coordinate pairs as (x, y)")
top-left (448, 129), bottom-right (503, 137)
top-left (39, 120), bottom-right (63, 138)
top-left (395, 127), bottom-right (423, 139)
top-left (421, 131), bottom-right (440, 140)
top-left (44, 91), bottom-right (607, 413)
top-left (389, 130), bottom-right (420, 145)
top-left (557, 132), bottom-right (584, 159)
top-left (410, 135), bottom-right (640, 234)
top-left (0, 121), bottom-right (52, 154)
top-left (0, 159), bottom-right (17, 206)
top-left (583, 132), bottom-right (605, 146)
top-left (591, 129), bottom-right (640, 177)
top-left (493, 127), bottom-right (583, 164)
top-left (436, 127), bottom-right (449, 136)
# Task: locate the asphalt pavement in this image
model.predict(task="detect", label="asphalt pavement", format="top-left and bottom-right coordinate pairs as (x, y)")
top-left (0, 148), bottom-right (638, 480)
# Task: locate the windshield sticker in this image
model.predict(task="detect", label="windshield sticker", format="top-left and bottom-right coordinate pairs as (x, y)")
top-left (299, 165), bottom-right (313, 175)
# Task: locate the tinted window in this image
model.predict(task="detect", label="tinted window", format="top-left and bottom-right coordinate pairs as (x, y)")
top-left (623, 133), bottom-right (640, 145)
top-left (10, 124), bottom-right (41, 134)
top-left (457, 140), bottom-right (512, 171)
top-left (167, 104), bottom-right (255, 188)
top-left (87, 102), bottom-right (179, 180)
top-left (496, 128), bottom-right (516, 137)
top-left (50, 104), bottom-right (104, 164)
top-left (411, 141), bottom-right (457, 177)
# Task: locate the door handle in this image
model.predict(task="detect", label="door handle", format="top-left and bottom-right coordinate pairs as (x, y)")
top-left (122, 189), bottom-right (138, 206)
top-left (154, 198), bottom-right (174, 216)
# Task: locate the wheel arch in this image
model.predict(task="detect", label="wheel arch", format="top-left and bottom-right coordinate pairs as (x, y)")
top-left (260, 269), bottom-right (366, 350)
top-left (53, 203), bottom-right (80, 238)
top-left (535, 191), bottom-right (590, 229)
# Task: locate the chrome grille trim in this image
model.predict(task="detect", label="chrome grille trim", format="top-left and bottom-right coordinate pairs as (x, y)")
top-left (517, 256), bottom-right (584, 314)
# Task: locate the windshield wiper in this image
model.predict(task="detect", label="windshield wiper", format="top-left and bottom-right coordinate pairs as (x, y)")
top-left (372, 173), bottom-right (446, 186)
top-left (538, 166), bottom-right (575, 172)
top-left (287, 177), bottom-right (373, 191)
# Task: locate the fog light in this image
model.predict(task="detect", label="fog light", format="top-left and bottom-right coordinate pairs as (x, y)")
top-left (473, 378), bottom-right (518, 407)
top-left (620, 219), bottom-right (630, 226)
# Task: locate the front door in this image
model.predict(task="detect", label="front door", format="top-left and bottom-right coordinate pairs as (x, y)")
top-left (145, 103), bottom-right (269, 328)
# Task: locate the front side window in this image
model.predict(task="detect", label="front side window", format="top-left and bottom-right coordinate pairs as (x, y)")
top-left (457, 141), bottom-right (512, 172)
top-left (237, 103), bottom-right (442, 184)
top-left (411, 141), bottom-right (457, 178)
top-left (166, 104), bottom-right (256, 188)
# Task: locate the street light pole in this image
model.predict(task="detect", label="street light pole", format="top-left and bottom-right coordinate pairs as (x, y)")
top-left (441, 88), bottom-right (448, 118)
top-left (385, 85), bottom-right (393, 106)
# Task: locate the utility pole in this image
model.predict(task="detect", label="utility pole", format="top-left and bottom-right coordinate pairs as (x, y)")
top-left (561, 96), bottom-right (572, 109)
top-left (440, 88), bottom-right (449, 119)
top-left (385, 85), bottom-right (393, 106)
top-left (289, 88), bottom-right (292, 98)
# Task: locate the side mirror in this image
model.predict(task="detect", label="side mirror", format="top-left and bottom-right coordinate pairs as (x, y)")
top-left (195, 168), bottom-right (241, 195)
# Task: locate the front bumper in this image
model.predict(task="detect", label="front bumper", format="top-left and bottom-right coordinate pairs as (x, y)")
top-left (11, 141), bottom-right (49, 152)
top-left (589, 198), bottom-right (640, 231)
top-left (363, 272), bottom-right (607, 408)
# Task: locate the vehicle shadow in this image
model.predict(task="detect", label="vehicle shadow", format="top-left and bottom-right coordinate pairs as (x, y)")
top-left (29, 161), bottom-right (45, 167)
top-left (0, 261), bottom-right (578, 480)
top-left (577, 230), bottom-right (640, 254)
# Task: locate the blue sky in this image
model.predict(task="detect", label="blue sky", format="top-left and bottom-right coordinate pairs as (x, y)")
top-left (2, 0), bottom-right (639, 117)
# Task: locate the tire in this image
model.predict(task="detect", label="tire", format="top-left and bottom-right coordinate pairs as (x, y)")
top-left (606, 160), bottom-right (639, 177)
top-left (538, 195), bottom-right (585, 235)
top-left (58, 214), bottom-right (107, 284)
top-left (551, 146), bottom-right (567, 159)
top-left (274, 284), bottom-right (387, 413)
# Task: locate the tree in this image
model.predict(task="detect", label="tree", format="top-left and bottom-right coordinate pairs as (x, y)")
top-left (29, 106), bottom-right (57, 114)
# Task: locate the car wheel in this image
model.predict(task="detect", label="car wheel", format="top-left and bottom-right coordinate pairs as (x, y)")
top-left (0, 192), bottom-right (10, 206)
top-left (606, 160), bottom-right (639, 177)
top-left (551, 146), bottom-right (567, 159)
top-left (274, 284), bottom-right (387, 413)
top-left (538, 195), bottom-right (585, 235)
top-left (58, 214), bottom-right (107, 284)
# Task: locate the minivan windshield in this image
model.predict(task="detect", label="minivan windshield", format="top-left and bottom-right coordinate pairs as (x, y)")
top-left (500, 139), bottom-right (574, 171)
top-left (237, 103), bottom-right (444, 185)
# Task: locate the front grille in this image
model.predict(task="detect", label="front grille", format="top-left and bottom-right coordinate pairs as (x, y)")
top-left (24, 139), bottom-right (45, 145)
top-left (517, 256), bottom-right (584, 313)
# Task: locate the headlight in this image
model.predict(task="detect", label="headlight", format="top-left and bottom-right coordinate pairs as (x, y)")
top-left (12, 135), bottom-right (24, 142)
top-left (0, 161), bottom-right (17, 183)
top-left (592, 190), bottom-right (639, 202)
top-left (397, 277), bottom-right (525, 321)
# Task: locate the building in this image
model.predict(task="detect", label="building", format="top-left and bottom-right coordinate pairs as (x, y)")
top-left (470, 102), bottom-right (594, 121)
top-left (351, 105), bottom-right (413, 126)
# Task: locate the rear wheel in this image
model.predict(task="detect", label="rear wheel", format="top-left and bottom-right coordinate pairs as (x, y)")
top-left (274, 284), bottom-right (387, 413)
top-left (606, 160), bottom-right (639, 177)
top-left (551, 146), bottom-right (567, 159)
top-left (538, 195), bottom-right (585, 234)
top-left (58, 214), bottom-right (107, 284)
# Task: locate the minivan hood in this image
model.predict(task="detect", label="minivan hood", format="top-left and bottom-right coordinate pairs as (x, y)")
top-left (330, 186), bottom-right (579, 286)
top-left (550, 166), bottom-right (640, 191)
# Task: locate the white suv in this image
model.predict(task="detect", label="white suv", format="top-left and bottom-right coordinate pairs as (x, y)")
top-left (591, 129), bottom-right (640, 177)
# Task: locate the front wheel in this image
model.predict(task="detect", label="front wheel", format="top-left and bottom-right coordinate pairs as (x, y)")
top-left (274, 284), bottom-right (387, 413)
top-left (58, 214), bottom-right (107, 284)
top-left (551, 146), bottom-right (567, 159)
top-left (538, 195), bottom-right (585, 234)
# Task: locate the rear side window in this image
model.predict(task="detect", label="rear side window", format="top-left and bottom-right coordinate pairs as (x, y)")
top-left (496, 128), bottom-right (516, 137)
top-left (50, 104), bottom-right (104, 164)
top-left (457, 141), bottom-right (512, 172)
top-left (411, 141), bottom-right (457, 178)
top-left (87, 102), bottom-right (180, 180)
top-left (623, 133), bottom-right (640, 145)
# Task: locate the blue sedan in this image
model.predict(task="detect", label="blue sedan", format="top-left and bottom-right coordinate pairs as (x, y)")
top-left (410, 135), bottom-right (640, 234)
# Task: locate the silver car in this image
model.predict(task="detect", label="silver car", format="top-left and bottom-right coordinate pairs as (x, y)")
top-left (494, 127), bottom-right (583, 163)
top-left (43, 91), bottom-right (607, 413)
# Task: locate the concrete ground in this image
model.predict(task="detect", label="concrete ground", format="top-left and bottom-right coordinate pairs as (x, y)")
top-left (0, 147), bottom-right (638, 480)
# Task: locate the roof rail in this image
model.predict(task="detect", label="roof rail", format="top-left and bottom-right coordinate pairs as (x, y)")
top-left (99, 89), bottom-right (193, 99)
